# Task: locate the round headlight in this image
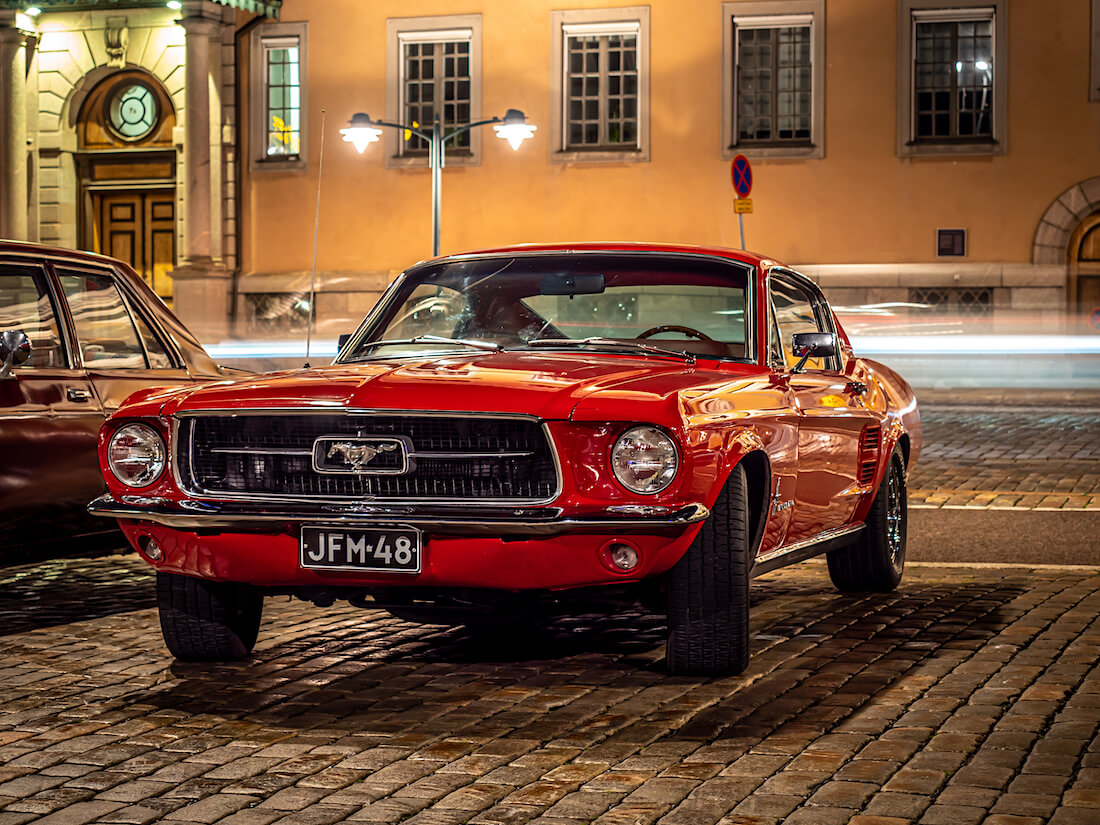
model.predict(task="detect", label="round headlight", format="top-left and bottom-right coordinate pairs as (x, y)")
top-left (611, 426), bottom-right (679, 494)
top-left (108, 423), bottom-right (166, 488)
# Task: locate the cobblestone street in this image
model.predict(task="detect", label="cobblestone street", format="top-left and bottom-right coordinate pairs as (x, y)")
top-left (1, 556), bottom-right (1098, 825)
top-left (908, 404), bottom-right (1100, 511)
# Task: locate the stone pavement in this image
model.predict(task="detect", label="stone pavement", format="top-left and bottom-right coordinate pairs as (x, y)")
top-left (1, 555), bottom-right (1099, 825)
top-left (908, 404), bottom-right (1100, 512)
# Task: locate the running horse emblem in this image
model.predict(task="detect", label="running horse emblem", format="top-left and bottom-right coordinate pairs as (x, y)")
top-left (326, 441), bottom-right (398, 471)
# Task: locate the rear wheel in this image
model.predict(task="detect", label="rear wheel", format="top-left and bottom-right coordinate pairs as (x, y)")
top-left (665, 464), bottom-right (752, 676)
top-left (827, 446), bottom-right (907, 592)
top-left (156, 572), bottom-right (264, 661)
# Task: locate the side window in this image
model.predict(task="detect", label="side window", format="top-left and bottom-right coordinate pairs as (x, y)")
top-left (132, 310), bottom-right (173, 369)
top-left (770, 277), bottom-right (830, 371)
top-left (58, 271), bottom-right (149, 369)
top-left (0, 266), bottom-right (66, 369)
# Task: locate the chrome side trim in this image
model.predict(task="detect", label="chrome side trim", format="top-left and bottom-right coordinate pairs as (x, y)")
top-left (755, 524), bottom-right (864, 566)
top-left (87, 494), bottom-right (708, 537)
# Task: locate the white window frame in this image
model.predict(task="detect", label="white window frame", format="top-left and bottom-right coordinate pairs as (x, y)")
top-left (249, 21), bottom-right (308, 173)
top-left (897, 0), bottom-right (1007, 157)
top-left (385, 15), bottom-right (482, 169)
top-left (550, 7), bottom-right (650, 164)
top-left (722, 1), bottom-right (825, 161)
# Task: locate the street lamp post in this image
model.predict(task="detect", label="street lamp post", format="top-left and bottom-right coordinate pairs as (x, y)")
top-left (340, 109), bottom-right (536, 257)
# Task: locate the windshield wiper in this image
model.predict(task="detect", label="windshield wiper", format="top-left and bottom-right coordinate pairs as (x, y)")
top-left (348, 335), bottom-right (504, 360)
top-left (526, 337), bottom-right (696, 364)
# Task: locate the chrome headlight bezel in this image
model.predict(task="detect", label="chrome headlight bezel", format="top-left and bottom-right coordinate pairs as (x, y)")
top-left (610, 425), bottom-right (680, 495)
top-left (107, 422), bottom-right (167, 489)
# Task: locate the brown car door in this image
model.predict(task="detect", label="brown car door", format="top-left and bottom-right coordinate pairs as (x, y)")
top-left (769, 272), bottom-right (876, 545)
top-left (0, 261), bottom-right (107, 549)
top-left (53, 265), bottom-right (193, 415)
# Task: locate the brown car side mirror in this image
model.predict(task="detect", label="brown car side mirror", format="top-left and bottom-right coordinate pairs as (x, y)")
top-left (0, 329), bottom-right (32, 380)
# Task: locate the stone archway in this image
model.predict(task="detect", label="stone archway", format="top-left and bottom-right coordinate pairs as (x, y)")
top-left (1032, 177), bottom-right (1100, 265)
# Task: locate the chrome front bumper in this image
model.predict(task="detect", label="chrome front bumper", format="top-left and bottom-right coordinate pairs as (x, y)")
top-left (88, 494), bottom-right (710, 537)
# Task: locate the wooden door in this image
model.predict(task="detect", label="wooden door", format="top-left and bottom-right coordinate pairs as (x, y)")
top-left (93, 190), bottom-right (176, 301)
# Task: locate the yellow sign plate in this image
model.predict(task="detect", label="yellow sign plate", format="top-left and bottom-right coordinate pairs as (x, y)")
top-left (734, 198), bottom-right (753, 214)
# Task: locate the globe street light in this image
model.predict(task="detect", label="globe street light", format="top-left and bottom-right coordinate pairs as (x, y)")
top-left (340, 109), bottom-right (536, 257)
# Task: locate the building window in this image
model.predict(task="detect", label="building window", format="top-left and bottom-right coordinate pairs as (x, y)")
top-left (250, 22), bottom-right (308, 172)
top-left (722, 1), bottom-right (825, 160)
top-left (401, 37), bottom-right (472, 155)
top-left (937, 228), bottom-right (967, 257)
top-left (913, 15), bottom-right (992, 140)
top-left (386, 16), bottom-right (482, 168)
top-left (564, 26), bottom-right (638, 149)
top-left (551, 8), bottom-right (650, 163)
top-left (898, 1), bottom-right (1006, 157)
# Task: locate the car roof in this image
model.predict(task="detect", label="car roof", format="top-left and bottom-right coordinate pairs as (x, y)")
top-left (0, 239), bottom-right (127, 267)
top-left (430, 242), bottom-right (777, 269)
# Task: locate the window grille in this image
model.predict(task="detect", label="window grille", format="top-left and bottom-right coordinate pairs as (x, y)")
top-left (909, 287), bottom-right (992, 316)
top-left (913, 15), bottom-right (993, 141)
top-left (245, 293), bottom-right (314, 334)
top-left (402, 39), bottom-right (472, 154)
top-left (736, 25), bottom-right (812, 144)
top-left (263, 37), bottom-right (301, 158)
top-left (565, 31), bottom-right (639, 149)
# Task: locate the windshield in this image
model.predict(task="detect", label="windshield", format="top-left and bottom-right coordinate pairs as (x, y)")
top-left (342, 253), bottom-right (752, 363)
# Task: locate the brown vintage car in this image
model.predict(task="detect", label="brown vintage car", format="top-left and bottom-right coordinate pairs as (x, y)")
top-left (0, 241), bottom-right (240, 555)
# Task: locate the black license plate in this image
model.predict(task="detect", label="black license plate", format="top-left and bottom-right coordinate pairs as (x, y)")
top-left (300, 526), bottom-right (421, 573)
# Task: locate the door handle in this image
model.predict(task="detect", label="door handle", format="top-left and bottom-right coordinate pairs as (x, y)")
top-left (67, 387), bottom-right (93, 403)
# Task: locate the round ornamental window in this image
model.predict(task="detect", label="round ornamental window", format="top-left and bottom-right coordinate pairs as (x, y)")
top-left (107, 83), bottom-right (159, 141)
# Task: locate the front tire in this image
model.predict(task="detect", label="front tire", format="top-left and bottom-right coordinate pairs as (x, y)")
top-left (156, 572), bottom-right (264, 661)
top-left (665, 464), bottom-right (752, 676)
top-left (827, 446), bottom-right (907, 592)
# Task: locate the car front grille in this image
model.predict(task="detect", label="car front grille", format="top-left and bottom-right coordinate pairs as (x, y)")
top-left (175, 413), bottom-right (558, 502)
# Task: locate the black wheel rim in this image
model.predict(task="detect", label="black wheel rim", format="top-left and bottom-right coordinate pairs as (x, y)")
top-left (886, 461), bottom-right (905, 571)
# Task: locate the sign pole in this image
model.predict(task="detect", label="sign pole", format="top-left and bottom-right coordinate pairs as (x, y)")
top-left (738, 212), bottom-right (745, 250)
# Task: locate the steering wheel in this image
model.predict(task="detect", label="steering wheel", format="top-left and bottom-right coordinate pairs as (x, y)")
top-left (636, 325), bottom-right (714, 341)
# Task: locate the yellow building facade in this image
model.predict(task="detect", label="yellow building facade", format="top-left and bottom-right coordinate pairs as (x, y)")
top-left (2, 0), bottom-right (1099, 340)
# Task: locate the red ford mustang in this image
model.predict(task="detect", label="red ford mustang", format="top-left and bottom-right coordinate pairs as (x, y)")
top-left (90, 243), bottom-right (921, 675)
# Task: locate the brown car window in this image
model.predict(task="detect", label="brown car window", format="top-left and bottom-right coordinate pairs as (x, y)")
top-left (770, 276), bottom-right (828, 371)
top-left (131, 309), bottom-right (173, 368)
top-left (0, 265), bottom-right (66, 369)
top-left (57, 270), bottom-right (149, 369)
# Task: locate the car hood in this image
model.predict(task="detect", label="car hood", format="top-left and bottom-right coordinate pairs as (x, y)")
top-left (129, 351), bottom-right (770, 423)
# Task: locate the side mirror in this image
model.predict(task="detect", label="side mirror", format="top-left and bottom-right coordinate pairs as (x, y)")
top-left (790, 332), bottom-right (835, 374)
top-left (0, 329), bottom-right (32, 380)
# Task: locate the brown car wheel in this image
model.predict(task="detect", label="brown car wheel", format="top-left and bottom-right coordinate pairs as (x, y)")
top-left (156, 572), bottom-right (264, 661)
top-left (827, 446), bottom-right (907, 592)
top-left (665, 463), bottom-right (751, 676)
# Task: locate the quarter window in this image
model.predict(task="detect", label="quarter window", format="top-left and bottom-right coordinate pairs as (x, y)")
top-left (58, 272), bottom-right (153, 369)
top-left (0, 266), bottom-right (65, 369)
top-left (770, 277), bottom-right (831, 372)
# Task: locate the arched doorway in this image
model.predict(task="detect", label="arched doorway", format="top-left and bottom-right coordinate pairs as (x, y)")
top-left (76, 70), bottom-right (178, 302)
top-left (1069, 214), bottom-right (1100, 327)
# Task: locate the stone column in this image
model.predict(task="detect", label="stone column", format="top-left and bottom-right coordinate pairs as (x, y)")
top-left (171, 1), bottom-right (229, 343)
top-left (0, 20), bottom-right (29, 241)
